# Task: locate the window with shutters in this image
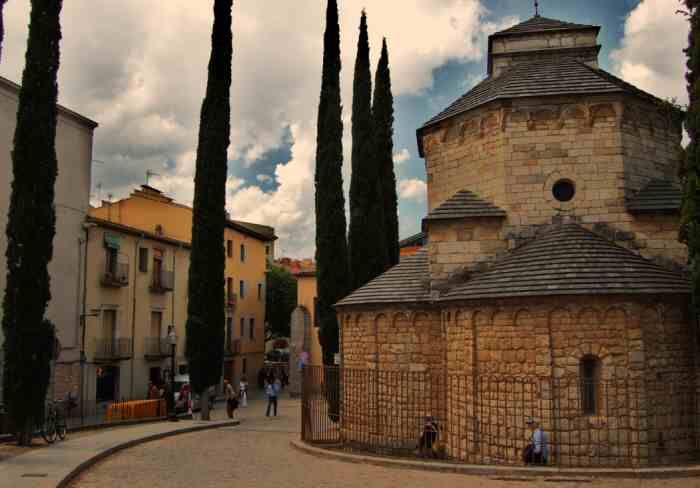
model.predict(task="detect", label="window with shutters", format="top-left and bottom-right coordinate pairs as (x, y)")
top-left (138, 248), bottom-right (149, 272)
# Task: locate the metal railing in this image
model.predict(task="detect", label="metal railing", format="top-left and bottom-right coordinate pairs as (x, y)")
top-left (101, 262), bottom-right (129, 287)
top-left (144, 337), bottom-right (172, 358)
top-left (226, 292), bottom-right (238, 308)
top-left (225, 338), bottom-right (241, 357)
top-left (301, 366), bottom-right (700, 467)
top-left (150, 270), bottom-right (174, 293)
top-left (94, 338), bottom-right (133, 360)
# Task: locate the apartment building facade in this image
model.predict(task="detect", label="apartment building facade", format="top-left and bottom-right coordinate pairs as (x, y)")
top-left (86, 185), bottom-right (275, 402)
top-left (0, 76), bottom-right (97, 403)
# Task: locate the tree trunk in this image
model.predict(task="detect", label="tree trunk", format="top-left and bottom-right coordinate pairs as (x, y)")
top-left (17, 419), bottom-right (33, 446)
top-left (200, 390), bottom-right (210, 421)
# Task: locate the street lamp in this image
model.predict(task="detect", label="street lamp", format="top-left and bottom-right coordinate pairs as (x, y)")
top-left (167, 325), bottom-right (177, 421)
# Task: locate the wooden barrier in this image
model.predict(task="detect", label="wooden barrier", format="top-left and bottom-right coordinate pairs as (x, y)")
top-left (105, 399), bottom-right (167, 422)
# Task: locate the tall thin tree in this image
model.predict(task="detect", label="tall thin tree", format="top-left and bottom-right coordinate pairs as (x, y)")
top-left (348, 10), bottom-right (388, 291)
top-left (315, 0), bottom-right (350, 364)
top-left (185, 0), bottom-right (233, 421)
top-left (0, 0), bottom-right (7, 62)
top-left (681, 0), bottom-right (700, 324)
top-left (372, 38), bottom-right (399, 268)
top-left (2, 0), bottom-right (62, 445)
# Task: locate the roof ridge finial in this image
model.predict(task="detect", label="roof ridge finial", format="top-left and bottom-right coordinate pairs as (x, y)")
top-left (534, 0), bottom-right (540, 17)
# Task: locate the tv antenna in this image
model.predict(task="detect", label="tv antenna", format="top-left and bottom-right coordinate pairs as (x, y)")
top-left (146, 170), bottom-right (160, 186)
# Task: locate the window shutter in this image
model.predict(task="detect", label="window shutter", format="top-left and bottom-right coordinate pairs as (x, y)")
top-left (138, 248), bottom-right (149, 272)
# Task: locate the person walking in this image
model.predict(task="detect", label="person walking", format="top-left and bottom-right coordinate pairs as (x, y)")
top-left (224, 379), bottom-right (238, 419)
top-left (239, 375), bottom-right (248, 408)
top-left (265, 379), bottom-right (278, 417)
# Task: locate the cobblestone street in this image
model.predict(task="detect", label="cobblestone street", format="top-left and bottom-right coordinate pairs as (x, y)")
top-left (67, 393), bottom-right (700, 488)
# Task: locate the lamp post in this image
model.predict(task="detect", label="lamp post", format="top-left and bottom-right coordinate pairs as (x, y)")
top-left (167, 325), bottom-right (177, 421)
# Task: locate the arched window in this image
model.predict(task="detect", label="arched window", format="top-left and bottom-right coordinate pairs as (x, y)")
top-left (580, 355), bottom-right (601, 415)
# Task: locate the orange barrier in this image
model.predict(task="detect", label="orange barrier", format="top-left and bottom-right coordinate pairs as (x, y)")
top-left (105, 399), bottom-right (167, 422)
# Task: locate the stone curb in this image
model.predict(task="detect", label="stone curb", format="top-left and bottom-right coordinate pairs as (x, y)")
top-left (56, 419), bottom-right (239, 488)
top-left (290, 440), bottom-right (700, 480)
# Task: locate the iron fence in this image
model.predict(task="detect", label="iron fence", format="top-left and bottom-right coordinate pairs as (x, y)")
top-left (301, 366), bottom-right (700, 467)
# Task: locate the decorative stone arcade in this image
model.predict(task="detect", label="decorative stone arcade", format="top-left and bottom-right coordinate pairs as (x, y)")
top-left (334, 14), bottom-right (696, 467)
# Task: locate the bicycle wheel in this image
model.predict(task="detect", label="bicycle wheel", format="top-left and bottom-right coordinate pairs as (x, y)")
top-left (41, 417), bottom-right (56, 444)
top-left (56, 416), bottom-right (67, 441)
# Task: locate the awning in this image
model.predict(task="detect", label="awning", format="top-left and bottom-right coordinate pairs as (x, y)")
top-left (104, 232), bottom-right (122, 250)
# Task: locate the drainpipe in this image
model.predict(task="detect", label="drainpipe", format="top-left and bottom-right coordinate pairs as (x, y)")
top-left (129, 235), bottom-right (142, 399)
top-left (79, 222), bottom-right (97, 423)
top-left (171, 247), bottom-right (176, 368)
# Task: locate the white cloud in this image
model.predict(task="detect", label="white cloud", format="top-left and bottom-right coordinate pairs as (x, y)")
top-left (2, 0), bottom-right (505, 257)
top-left (256, 174), bottom-right (272, 183)
top-left (398, 179), bottom-right (427, 202)
top-left (393, 148), bottom-right (411, 164)
top-left (610, 0), bottom-right (689, 104)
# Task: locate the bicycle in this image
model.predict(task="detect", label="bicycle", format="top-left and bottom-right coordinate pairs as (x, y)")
top-left (41, 400), bottom-right (69, 444)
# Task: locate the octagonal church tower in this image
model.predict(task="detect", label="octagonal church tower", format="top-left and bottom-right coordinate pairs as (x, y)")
top-left (335, 14), bottom-right (693, 467)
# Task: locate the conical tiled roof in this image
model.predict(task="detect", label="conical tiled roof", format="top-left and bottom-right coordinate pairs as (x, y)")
top-left (492, 15), bottom-right (599, 37)
top-left (335, 250), bottom-right (430, 306)
top-left (420, 57), bottom-right (663, 131)
top-left (425, 190), bottom-right (506, 221)
top-left (626, 179), bottom-right (682, 214)
top-left (335, 225), bottom-right (689, 308)
top-left (442, 224), bottom-right (689, 300)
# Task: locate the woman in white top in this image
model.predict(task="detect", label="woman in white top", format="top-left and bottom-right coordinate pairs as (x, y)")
top-left (239, 375), bottom-right (248, 408)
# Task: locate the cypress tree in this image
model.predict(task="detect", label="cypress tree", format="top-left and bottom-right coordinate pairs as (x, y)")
top-left (185, 0), bottom-right (233, 421)
top-left (681, 0), bottom-right (700, 323)
top-left (348, 10), bottom-right (388, 291)
top-left (372, 38), bottom-right (399, 268)
top-left (2, 0), bottom-right (61, 445)
top-left (0, 0), bottom-right (7, 62)
top-left (315, 0), bottom-right (350, 365)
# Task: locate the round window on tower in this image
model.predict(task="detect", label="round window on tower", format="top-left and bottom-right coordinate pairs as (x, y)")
top-left (552, 179), bottom-right (576, 203)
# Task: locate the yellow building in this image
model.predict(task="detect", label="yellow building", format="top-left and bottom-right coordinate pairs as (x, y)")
top-left (84, 185), bottom-right (275, 403)
top-left (293, 269), bottom-right (322, 367)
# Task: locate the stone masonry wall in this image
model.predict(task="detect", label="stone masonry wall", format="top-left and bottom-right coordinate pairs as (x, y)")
top-left (427, 218), bottom-right (507, 287)
top-left (338, 293), bottom-right (695, 466)
top-left (422, 95), bottom-right (686, 272)
top-left (490, 29), bottom-right (600, 77)
top-left (339, 308), bottom-right (445, 450)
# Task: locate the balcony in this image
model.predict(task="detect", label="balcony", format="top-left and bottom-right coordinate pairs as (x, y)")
top-left (226, 292), bottom-right (238, 310)
top-left (150, 270), bottom-right (174, 293)
top-left (94, 338), bottom-right (132, 361)
top-left (144, 337), bottom-right (174, 359)
top-left (101, 263), bottom-right (129, 288)
top-left (225, 338), bottom-right (241, 357)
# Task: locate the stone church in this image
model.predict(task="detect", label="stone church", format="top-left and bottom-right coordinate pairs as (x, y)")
top-left (335, 14), bottom-right (695, 466)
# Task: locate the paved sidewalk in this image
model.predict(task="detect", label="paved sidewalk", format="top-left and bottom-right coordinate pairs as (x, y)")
top-left (2, 417), bottom-right (237, 488)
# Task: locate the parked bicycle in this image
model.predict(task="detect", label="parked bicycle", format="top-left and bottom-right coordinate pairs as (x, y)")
top-left (41, 399), bottom-right (71, 444)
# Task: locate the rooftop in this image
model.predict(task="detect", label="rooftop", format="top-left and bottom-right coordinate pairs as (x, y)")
top-left (424, 190), bottom-right (507, 222)
top-left (336, 225), bottom-right (689, 307)
top-left (626, 179), bottom-right (682, 214)
top-left (491, 15), bottom-right (599, 37)
top-left (420, 57), bottom-right (664, 136)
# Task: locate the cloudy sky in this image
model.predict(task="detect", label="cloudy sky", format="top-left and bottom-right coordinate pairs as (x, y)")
top-left (0, 0), bottom-right (690, 258)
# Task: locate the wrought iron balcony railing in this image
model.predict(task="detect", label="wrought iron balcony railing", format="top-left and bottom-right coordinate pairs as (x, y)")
top-left (144, 337), bottom-right (173, 358)
top-left (94, 338), bottom-right (133, 361)
top-left (101, 263), bottom-right (129, 288)
top-left (225, 338), bottom-right (241, 357)
top-left (150, 270), bottom-right (174, 293)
